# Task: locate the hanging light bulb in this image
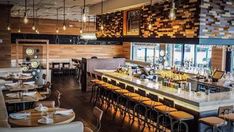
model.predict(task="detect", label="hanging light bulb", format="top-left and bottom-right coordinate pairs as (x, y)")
top-left (56, 28), bottom-right (59, 33)
top-left (82, 13), bottom-right (86, 22)
top-left (169, 0), bottom-right (176, 20)
top-left (80, 29), bottom-right (83, 34)
top-left (63, 24), bottom-right (66, 30)
top-left (148, 23), bottom-right (152, 30)
top-left (7, 25), bottom-right (11, 31)
top-left (100, 25), bottom-right (104, 30)
top-left (18, 28), bottom-right (21, 33)
top-left (32, 25), bottom-right (36, 30)
top-left (23, 0), bottom-right (29, 24)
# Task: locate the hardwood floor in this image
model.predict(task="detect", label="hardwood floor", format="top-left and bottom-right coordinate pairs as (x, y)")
top-left (49, 76), bottom-right (154, 132)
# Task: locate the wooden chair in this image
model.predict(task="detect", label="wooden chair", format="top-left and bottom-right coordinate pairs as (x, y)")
top-left (34, 101), bottom-right (55, 108)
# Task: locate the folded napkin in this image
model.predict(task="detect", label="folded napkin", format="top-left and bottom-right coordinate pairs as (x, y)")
top-left (38, 116), bottom-right (54, 124)
top-left (55, 109), bottom-right (73, 116)
top-left (6, 93), bottom-right (19, 98)
top-left (23, 81), bottom-right (35, 85)
top-left (10, 112), bottom-right (31, 119)
top-left (22, 91), bottom-right (37, 96)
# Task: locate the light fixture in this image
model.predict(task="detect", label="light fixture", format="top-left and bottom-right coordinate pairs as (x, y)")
top-left (32, 0), bottom-right (35, 30)
top-left (82, 0), bottom-right (87, 22)
top-left (169, 0), bottom-right (176, 20)
top-left (56, 8), bottom-right (59, 33)
top-left (100, 0), bottom-right (104, 30)
top-left (23, 0), bottom-right (29, 24)
top-left (35, 9), bottom-right (39, 33)
top-left (18, 10), bottom-right (21, 33)
top-left (6, 1), bottom-right (11, 31)
top-left (80, 29), bottom-right (83, 34)
top-left (63, 0), bottom-right (66, 30)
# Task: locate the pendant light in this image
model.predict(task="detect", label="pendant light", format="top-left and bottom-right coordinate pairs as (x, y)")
top-left (100, 0), bottom-right (104, 31)
top-left (82, 0), bottom-right (87, 22)
top-left (35, 9), bottom-right (39, 34)
top-left (32, 0), bottom-right (36, 30)
top-left (56, 8), bottom-right (59, 33)
top-left (6, 1), bottom-right (11, 31)
top-left (169, 0), bottom-right (176, 20)
top-left (17, 10), bottom-right (21, 33)
top-left (63, 0), bottom-right (66, 30)
top-left (148, 0), bottom-right (153, 30)
top-left (23, 0), bottom-right (29, 24)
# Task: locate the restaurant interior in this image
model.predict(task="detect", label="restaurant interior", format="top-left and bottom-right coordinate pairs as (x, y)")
top-left (0, 0), bottom-right (234, 132)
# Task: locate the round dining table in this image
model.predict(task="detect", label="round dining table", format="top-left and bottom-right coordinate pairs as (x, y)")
top-left (8, 108), bottom-right (75, 127)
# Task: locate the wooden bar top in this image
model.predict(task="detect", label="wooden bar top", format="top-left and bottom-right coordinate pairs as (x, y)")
top-left (96, 70), bottom-right (234, 113)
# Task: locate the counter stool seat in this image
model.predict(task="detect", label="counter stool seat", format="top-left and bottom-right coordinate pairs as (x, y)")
top-left (110, 86), bottom-right (122, 90)
top-left (219, 113), bottom-right (234, 121)
top-left (115, 89), bottom-right (129, 93)
top-left (199, 117), bottom-right (227, 127)
top-left (130, 96), bottom-right (151, 102)
top-left (142, 100), bottom-right (163, 107)
top-left (155, 105), bottom-right (177, 113)
top-left (123, 93), bottom-right (140, 97)
top-left (169, 111), bottom-right (194, 121)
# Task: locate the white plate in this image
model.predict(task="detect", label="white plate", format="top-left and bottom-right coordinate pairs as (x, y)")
top-left (34, 106), bottom-right (48, 112)
top-left (26, 48), bottom-right (35, 56)
top-left (10, 113), bottom-right (29, 120)
top-left (38, 118), bottom-right (54, 124)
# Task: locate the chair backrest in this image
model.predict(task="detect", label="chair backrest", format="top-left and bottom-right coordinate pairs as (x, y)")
top-left (93, 106), bottom-right (103, 122)
top-left (163, 98), bottom-right (175, 108)
top-left (110, 80), bottom-right (117, 86)
top-left (62, 63), bottom-right (70, 68)
top-left (97, 75), bottom-right (102, 80)
top-left (126, 85), bottom-right (135, 93)
top-left (34, 101), bottom-right (55, 108)
top-left (136, 89), bottom-right (146, 96)
top-left (117, 82), bottom-right (126, 89)
top-left (102, 77), bottom-right (108, 83)
top-left (52, 63), bottom-right (60, 69)
top-left (218, 105), bottom-right (233, 115)
top-left (147, 93), bottom-right (159, 102)
top-left (91, 73), bottom-right (96, 79)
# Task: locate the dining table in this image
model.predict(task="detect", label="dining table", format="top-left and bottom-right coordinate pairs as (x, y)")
top-left (8, 108), bottom-right (76, 127)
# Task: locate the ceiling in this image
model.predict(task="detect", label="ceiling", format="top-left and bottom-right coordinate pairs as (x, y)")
top-left (0, 0), bottom-right (104, 21)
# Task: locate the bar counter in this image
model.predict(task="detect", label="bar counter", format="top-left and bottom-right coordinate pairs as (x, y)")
top-left (96, 70), bottom-right (234, 131)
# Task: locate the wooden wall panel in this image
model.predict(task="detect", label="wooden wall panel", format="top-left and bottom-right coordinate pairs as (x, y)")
top-left (11, 44), bottom-right (124, 60)
top-left (0, 4), bottom-right (11, 68)
top-left (211, 47), bottom-right (225, 70)
top-left (122, 42), bottom-right (131, 59)
top-left (10, 17), bottom-right (95, 35)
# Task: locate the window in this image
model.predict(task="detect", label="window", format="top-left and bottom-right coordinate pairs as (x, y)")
top-left (132, 43), bottom-right (160, 64)
top-left (173, 44), bottom-right (183, 66)
top-left (196, 45), bottom-right (212, 68)
top-left (133, 47), bottom-right (145, 62)
top-left (184, 45), bottom-right (195, 66)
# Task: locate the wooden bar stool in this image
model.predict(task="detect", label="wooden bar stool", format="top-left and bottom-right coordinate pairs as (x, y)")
top-left (199, 117), bottom-right (227, 132)
top-left (169, 111), bottom-right (194, 132)
top-left (218, 105), bottom-right (234, 132)
top-left (155, 98), bottom-right (177, 132)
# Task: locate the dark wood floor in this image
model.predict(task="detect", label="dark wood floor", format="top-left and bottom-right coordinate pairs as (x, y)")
top-left (49, 75), bottom-right (155, 132)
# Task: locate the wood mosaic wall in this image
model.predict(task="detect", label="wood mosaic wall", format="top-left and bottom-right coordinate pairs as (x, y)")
top-left (96, 11), bottom-right (123, 38)
top-left (199, 0), bottom-right (234, 39)
top-left (140, 0), bottom-right (200, 38)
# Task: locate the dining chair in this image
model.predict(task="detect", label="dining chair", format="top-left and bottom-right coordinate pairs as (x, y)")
top-left (34, 101), bottom-right (55, 108)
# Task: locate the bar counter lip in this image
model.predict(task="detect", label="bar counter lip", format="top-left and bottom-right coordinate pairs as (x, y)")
top-left (95, 70), bottom-right (234, 113)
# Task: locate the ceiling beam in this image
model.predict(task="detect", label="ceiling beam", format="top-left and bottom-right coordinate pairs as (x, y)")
top-left (89, 0), bottom-right (152, 15)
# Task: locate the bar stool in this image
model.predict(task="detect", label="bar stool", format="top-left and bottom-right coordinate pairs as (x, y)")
top-left (169, 111), bottom-right (194, 132)
top-left (199, 117), bottom-right (227, 132)
top-left (143, 93), bottom-right (163, 130)
top-left (218, 105), bottom-right (234, 132)
top-left (155, 98), bottom-right (177, 132)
